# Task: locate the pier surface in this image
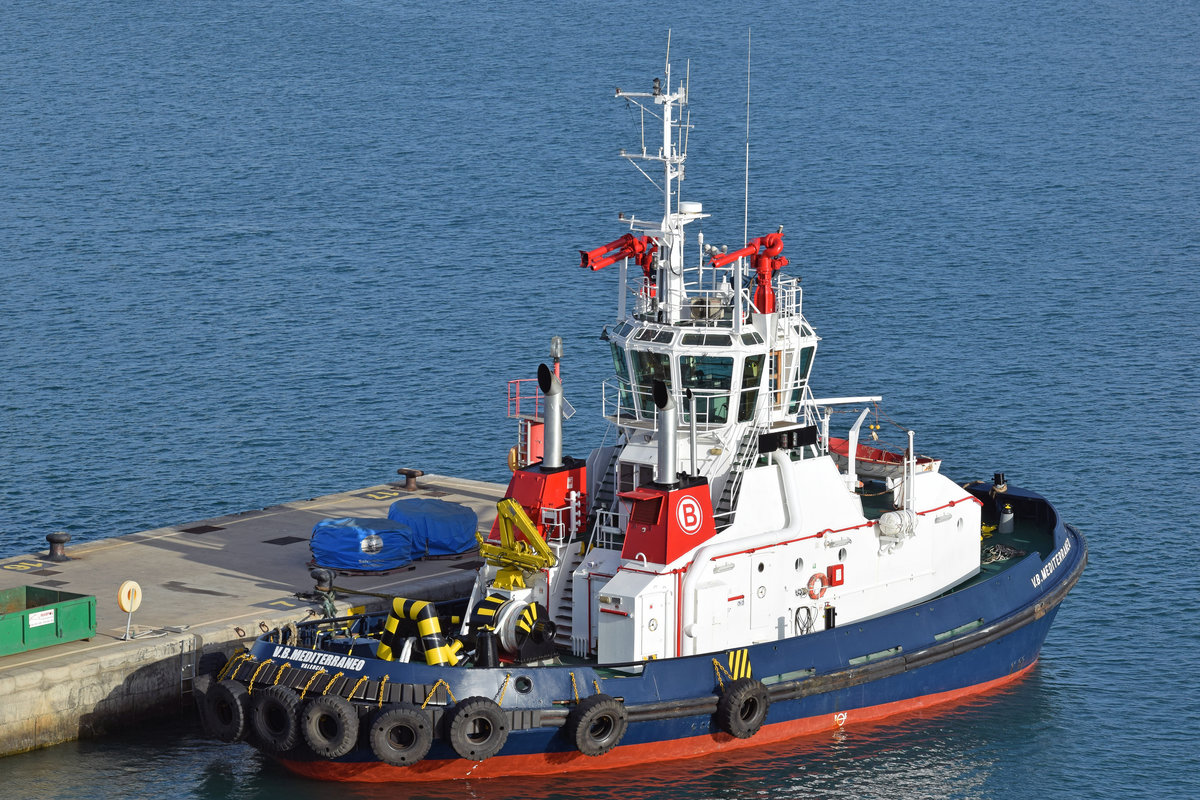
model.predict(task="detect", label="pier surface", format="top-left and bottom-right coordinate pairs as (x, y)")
top-left (0, 473), bottom-right (503, 757)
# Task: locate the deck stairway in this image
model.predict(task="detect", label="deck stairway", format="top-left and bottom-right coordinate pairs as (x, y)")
top-left (589, 446), bottom-right (622, 516)
top-left (552, 548), bottom-right (585, 651)
top-left (714, 427), bottom-right (762, 529)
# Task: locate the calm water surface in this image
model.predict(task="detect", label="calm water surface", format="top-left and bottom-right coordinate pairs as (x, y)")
top-left (2, 1), bottom-right (1198, 798)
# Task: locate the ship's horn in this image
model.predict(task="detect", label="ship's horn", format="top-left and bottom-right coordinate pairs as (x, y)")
top-left (652, 379), bottom-right (678, 486)
top-left (538, 363), bottom-right (563, 470)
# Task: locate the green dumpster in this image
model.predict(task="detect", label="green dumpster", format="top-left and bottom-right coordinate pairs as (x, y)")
top-left (0, 586), bottom-right (97, 656)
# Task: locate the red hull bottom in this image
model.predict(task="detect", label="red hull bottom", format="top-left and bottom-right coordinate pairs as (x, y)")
top-left (278, 661), bottom-right (1037, 783)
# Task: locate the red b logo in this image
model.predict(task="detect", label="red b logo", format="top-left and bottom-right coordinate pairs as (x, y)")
top-left (676, 496), bottom-right (704, 535)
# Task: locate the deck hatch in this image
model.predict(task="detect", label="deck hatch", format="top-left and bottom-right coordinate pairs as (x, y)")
top-left (180, 525), bottom-right (224, 534)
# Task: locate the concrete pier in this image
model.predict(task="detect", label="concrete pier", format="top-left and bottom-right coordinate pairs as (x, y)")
top-left (0, 473), bottom-right (503, 757)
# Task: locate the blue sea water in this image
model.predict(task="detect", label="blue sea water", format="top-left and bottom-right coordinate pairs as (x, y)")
top-left (2, 1), bottom-right (1198, 797)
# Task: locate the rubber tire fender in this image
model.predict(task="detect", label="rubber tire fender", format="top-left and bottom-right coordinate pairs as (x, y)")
top-left (443, 696), bottom-right (509, 761)
top-left (203, 679), bottom-right (251, 743)
top-left (563, 693), bottom-right (628, 757)
top-left (368, 704), bottom-right (434, 767)
top-left (715, 677), bottom-right (770, 739)
top-left (301, 694), bottom-right (360, 759)
top-left (250, 685), bottom-right (302, 753)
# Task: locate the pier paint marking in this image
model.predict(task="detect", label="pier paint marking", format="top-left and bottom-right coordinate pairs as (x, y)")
top-left (2, 559), bottom-right (51, 572)
top-left (256, 598), bottom-right (303, 610)
top-left (355, 489), bottom-right (403, 501)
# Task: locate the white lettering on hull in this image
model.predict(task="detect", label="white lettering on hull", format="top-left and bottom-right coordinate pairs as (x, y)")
top-left (270, 645), bottom-right (366, 673)
top-left (1029, 536), bottom-right (1072, 589)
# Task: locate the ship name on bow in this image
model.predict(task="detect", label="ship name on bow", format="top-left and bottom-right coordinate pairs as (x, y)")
top-left (1030, 537), bottom-right (1072, 589)
top-left (271, 645), bottom-right (366, 672)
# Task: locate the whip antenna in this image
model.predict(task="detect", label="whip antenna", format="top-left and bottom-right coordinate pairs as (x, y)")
top-left (744, 29), bottom-right (751, 244)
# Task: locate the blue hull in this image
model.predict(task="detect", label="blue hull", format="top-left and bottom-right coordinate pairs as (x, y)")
top-left (207, 486), bottom-right (1085, 781)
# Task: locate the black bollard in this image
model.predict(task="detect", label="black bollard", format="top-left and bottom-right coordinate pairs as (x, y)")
top-left (475, 629), bottom-right (500, 668)
top-left (396, 468), bottom-right (424, 491)
top-left (46, 531), bottom-right (71, 562)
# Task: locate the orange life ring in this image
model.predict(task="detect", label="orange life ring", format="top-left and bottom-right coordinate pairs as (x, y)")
top-left (807, 572), bottom-right (828, 600)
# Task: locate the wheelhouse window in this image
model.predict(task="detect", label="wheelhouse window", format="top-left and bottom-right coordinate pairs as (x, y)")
top-left (610, 344), bottom-right (635, 417)
top-left (738, 354), bottom-right (765, 422)
top-left (631, 350), bottom-right (672, 415)
top-left (680, 355), bottom-right (733, 424)
top-left (787, 346), bottom-right (816, 414)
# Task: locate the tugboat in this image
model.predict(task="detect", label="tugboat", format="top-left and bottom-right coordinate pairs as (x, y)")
top-left (196, 62), bottom-right (1086, 782)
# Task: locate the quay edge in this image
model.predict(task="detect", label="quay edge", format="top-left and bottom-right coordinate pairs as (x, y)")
top-left (0, 475), bottom-right (500, 757)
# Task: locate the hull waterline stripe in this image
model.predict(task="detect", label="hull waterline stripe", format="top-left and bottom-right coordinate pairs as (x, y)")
top-left (278, 662), bottom-right (1036, 783)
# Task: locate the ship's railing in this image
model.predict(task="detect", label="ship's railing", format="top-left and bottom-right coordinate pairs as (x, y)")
top-left (603, 379), bottom-right (732, 430)
top-left (680, 284), bottom-right (736, 327)
top-left (590, 509), bottom-right (625, 551)
top-left (602, 378), bottom-right (643, 424)
top-left (621, 255), bottom-right (802, 326)
top-left (540, 506), bottom-right (566, 544)
top-left (507, 378), bottom-right (543, 420)
top-left (540, 503), bottom-right (574, 544)
top-left (775, 277), bottom-right (803, 319)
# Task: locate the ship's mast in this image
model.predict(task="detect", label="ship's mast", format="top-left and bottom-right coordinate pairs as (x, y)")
top-left (615, 63), bottom-right (693, 325)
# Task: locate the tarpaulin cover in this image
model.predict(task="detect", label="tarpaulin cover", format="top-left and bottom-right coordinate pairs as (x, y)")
top-left (388, 498), bottom-right (478, 557)
top-left (310, 517), bottom-right (414, 571)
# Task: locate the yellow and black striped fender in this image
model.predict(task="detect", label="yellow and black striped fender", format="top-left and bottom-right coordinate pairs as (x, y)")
top-left (376, 597), bottom-right (462, 666)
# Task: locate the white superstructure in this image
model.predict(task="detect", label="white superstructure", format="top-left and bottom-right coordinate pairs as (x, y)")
top-left (565, 66), bottom-right (981, 664)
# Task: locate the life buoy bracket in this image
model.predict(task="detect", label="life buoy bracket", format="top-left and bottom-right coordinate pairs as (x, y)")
top-left (807, 572), bottom-right (829, 600)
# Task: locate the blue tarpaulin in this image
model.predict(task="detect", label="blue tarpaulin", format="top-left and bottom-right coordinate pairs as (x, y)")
top-left (388, 498), bottom-right (478, 557)
top-left (309, 518), bottom-right (414, 571)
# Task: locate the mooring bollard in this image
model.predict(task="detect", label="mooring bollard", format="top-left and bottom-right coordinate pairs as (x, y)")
top-left (46, 531), bottom-right (71, 562)
top-left (396, 468), bottom-right (424, 491)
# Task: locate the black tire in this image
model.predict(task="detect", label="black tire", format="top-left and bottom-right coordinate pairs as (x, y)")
top-left (250, 685), bottom-right (302, 753)
top-left (301, 695), bottom-right (360, 759)
top-left (563, 693), bottom-right (627, 757)
top-left (443, 696), bottom-right (509, 761)
top-left (715, 678), bottom-right (770, 739)
top-left (203, 680), bottom-right (250, 743)
top-left (368, 704), bottom-right (433, 766)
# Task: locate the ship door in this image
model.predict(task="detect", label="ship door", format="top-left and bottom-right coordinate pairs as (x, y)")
top-left (638, 590), bottom-right (668, 660)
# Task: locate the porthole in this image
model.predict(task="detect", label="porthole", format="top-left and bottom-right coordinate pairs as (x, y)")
top-left (838, 548), bottom-right (847, 561)
top-left (515, 676), bottom-right (533, 694)
top-left (794, 557), bottom-right (805, 572)
top-left (957, 518), bottom-right (964, 532)
top-left (757, 562), bottom-right (766, 573)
